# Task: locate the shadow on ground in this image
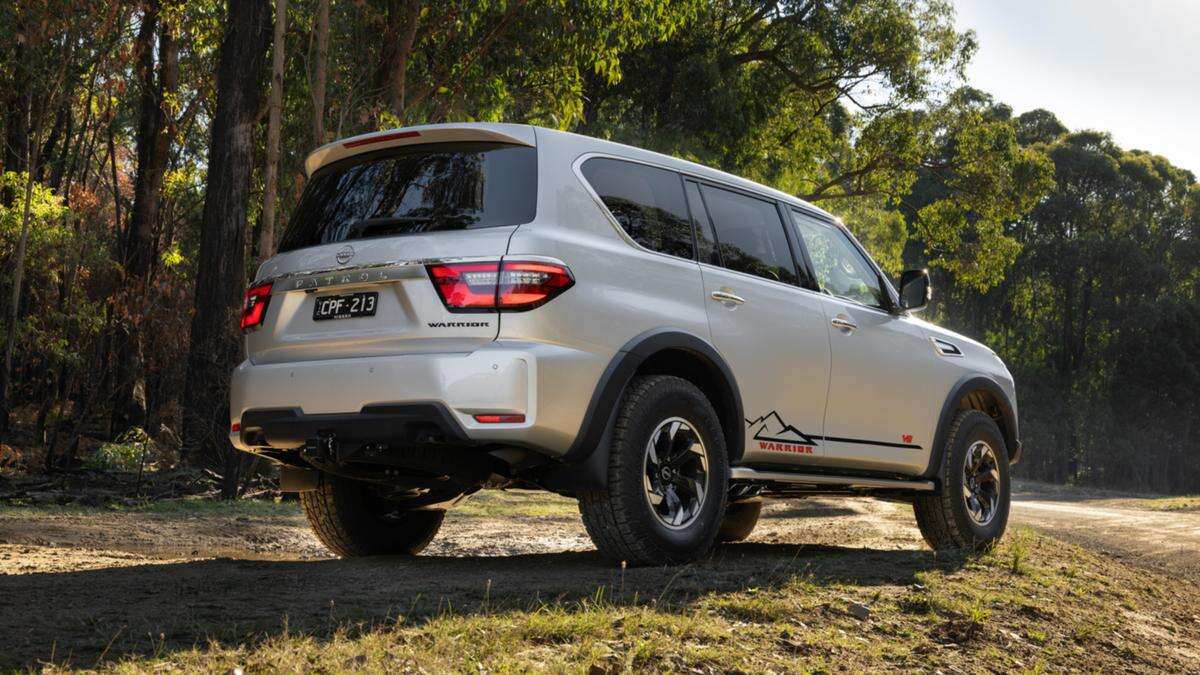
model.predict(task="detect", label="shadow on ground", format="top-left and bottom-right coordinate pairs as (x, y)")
top-left (1, 542), bottom-right (958, 669)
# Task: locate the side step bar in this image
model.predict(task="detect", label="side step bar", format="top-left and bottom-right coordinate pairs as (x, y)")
top-left (730, 467), bottom-right (936, 492)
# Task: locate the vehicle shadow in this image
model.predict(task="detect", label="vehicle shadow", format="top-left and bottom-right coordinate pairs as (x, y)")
top-left (1, 541), bottom-right (961, 669)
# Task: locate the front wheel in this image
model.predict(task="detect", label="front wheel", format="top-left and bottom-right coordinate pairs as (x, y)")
top-left (913, 409), bottom-right (1011, 551)
top-left (579, 375), bottom-right (729, 566)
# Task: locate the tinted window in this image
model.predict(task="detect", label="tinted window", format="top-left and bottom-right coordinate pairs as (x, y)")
top-left (278, 142), bottom-right (536, 253)
top-left (684, 181), bottom-right (719, 265)
top-left (790, 210), bottom-right (886, 307)
top-left (581, 158), bottom-right (694, 259)
top-left (700, 185), bottom-right (798, 285)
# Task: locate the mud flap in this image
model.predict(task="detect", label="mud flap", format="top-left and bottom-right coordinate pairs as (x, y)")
top-left (279, 465), bottom-right (321, 492)
top-left (531, 404), bottom-right (618, 494)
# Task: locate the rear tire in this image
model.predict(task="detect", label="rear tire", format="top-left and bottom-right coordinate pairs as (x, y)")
top-left (913, 409), bottom-right (1011, 551)
top-left (301, 476), bottom-right (444, 557)
top-left (717, 499), bottom-right (763, 543)
top-left (579, 375), bottom-right (729, 566)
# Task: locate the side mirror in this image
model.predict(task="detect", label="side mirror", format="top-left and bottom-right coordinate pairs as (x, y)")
top-left (898, 269), bottom-right (930, 312)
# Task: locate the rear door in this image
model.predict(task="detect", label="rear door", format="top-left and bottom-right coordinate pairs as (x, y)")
top-left (246, 141), bottom-right (537, 364)
top-left (690, 181), bottom-right (832, 465)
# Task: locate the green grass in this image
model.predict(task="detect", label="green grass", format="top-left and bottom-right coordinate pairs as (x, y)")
top-left (1129, 495), bottom-right (1200, 512)
top-left (46, 527), bottom-right (1198, 673)
top-left (454, 489), bottom-right (579, 518)
top-left (0, 497), bottom-right (301, 520)
top-left (0, 488), bottom-right (574, 521)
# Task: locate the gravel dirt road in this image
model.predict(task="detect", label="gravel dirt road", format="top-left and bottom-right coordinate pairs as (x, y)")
top-left (1011, 483), bottom-right (1200, 575)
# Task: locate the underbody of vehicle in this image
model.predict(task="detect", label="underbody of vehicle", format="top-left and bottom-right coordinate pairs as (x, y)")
top-left (230, 123), bottom-right (1021, 565)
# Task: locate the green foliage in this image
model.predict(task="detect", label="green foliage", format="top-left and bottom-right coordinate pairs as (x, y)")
top-left (85, 428), bottom-right (157, 473)
top-left (931, 114), bottom-right (1200, 493)
top-left (0, 172), bottom-right (70, 258)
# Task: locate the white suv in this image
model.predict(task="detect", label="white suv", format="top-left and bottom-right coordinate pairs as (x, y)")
top-left (231, 123), bottom-right (1020, 565)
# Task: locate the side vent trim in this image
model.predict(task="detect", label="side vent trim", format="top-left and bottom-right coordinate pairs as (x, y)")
top-left (931, 337), bottom-right (964, 357)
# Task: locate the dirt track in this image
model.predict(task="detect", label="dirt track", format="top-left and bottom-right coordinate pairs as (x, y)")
top-left (2, 486), bottom-right (1198, 668)
top-left (1011, 484), bottom-right (1200, 575)
top-left (0, 495), bottom-right (926, 667)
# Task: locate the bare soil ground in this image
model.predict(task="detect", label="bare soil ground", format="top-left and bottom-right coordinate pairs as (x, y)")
top-left (2, 489), bottom-right (1199, 671)
top-left (1012, 481), bottom-right (1200, 576)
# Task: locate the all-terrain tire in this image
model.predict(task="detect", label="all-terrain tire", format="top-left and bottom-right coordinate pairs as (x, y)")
top-left (913, 409), bottom-right (1011, 551)
top-left (301, 476), bottom-right (444, 557)
top-left (578, 375), bottom-right (729, 566)
top-left (717, 499), bottom-right (763, 543)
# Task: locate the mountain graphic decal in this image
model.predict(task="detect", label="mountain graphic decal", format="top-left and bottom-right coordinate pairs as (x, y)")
top-left (745, 411), bottom-right (819, 446)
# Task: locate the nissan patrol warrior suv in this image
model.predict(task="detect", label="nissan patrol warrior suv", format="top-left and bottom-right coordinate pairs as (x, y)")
top-left (231, 123), bottom-right (1020, 565)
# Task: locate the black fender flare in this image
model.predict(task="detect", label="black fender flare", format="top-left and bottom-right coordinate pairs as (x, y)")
top-left (538, 329), bottom-right (743, 493)
top-left (921, 374), bottom-right (1021, 480)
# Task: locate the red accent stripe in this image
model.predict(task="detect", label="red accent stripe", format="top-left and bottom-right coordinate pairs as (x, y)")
top-left (343, 130), bottom-right (421, 148)
top-left (231, 422), bottom-right (241, 433)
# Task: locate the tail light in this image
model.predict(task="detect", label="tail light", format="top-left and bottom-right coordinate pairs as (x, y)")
top-left (426, 259), bottom-right (574, 312)
top-left (241, 281), bottom-right (273, 331)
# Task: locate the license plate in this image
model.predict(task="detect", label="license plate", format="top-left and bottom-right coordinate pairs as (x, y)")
top-left (312, 292), bottom-right (378, 321)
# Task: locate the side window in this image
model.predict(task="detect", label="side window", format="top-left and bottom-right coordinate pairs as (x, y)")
top-left (790, 210), bottom-right (886, 308)
top-left (700, 184), bottom-right (798, 285)
top-left (683, 180), bottom-right (719, 265)
top-left (580, 158), bottom-right (694, 259)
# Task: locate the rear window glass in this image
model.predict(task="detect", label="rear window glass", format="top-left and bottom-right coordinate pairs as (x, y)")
top-left (278, 142), bottom-right (536, 253)
top-left (580, 157), bottom-right (694, 259)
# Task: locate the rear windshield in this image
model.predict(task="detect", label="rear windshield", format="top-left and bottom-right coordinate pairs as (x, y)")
top-left (278, 141), bottom-right (537, 253)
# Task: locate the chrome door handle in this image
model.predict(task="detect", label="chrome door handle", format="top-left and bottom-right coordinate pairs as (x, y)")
top-left (831, 314), bottom-right (858, 331)
top-left (710, 290), bottom-right (746, 305)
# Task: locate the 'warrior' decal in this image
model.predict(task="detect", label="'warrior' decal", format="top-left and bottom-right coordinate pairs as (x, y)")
top-left (746, 411), bottom-right (816, 455)
top-left (745, 411), bottom-right (924, 453)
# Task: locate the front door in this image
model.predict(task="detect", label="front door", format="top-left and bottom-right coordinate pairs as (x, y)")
top-left (789, 209), bottom-right (938, 475)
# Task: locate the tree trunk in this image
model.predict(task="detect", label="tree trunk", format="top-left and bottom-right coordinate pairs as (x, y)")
top-left (0, 100), bottom-right (39, 435)
top-left (259, 0), bottom-right (287, 261)
top-left (1, 42), bottom-right (29, 183)
top-left (389, 0), bottom-right (422, 122)
top-left (310, 0), bottom-right (328, 147)
top-left (180, 0), bottom-right (271, 492)
top-left (114, 3), bottom-right (180, 433)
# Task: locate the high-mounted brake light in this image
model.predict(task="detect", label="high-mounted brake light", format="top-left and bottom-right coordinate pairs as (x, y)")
top-left (241, 281), bottom-right (274, 331)
top-left (426, 260), bottom-right (574, 312)
top-left (343, 130), bottom-right (420, 148)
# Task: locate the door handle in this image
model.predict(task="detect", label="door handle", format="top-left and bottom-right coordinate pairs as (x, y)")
top-left (710, 290), bottom-right (746, 305)
top-left (831, 314), bottom-right (857, 331)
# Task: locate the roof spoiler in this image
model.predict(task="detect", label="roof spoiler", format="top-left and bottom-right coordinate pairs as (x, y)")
top-left (303, 123), bottom-right (536, 176)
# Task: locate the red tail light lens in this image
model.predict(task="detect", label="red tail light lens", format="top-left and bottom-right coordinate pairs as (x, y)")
top-left (426, 260), bottom-right (574, 312)
top-left (427, 262), bottom-right (502, 311)
top-left (497, 261), bottom-right (575, 309)
top-left (241, 281), bottom-right (273, 331)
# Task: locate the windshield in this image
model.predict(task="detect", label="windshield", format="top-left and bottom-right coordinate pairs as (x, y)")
top-left (278, 141), bottom-right (537, 253)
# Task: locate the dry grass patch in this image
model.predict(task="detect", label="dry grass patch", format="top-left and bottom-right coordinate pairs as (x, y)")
top-left (34, 527), bottom-right (1199, 673)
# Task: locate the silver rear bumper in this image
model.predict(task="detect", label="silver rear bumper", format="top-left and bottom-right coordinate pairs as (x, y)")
top-left (229, 341), bottom-right (610, 456)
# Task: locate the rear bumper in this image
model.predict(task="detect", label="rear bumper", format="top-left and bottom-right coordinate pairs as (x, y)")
top-left (238, 403), bottom-right (469, 449)
top-left (229, 342), bottom-right (610, 456)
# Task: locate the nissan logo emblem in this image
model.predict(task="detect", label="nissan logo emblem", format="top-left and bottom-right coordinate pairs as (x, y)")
top-left (335, 245), bottom-right (355, 265)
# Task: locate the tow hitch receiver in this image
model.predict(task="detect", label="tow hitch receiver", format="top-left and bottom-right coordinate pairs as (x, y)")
top-left (303, 431), bottom-right (340, 464)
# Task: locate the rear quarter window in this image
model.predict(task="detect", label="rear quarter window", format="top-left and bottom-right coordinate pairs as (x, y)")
top-left (580, 157), bottom-right (694, 259)
top-left (278, 141), bottom-right (536, 253)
